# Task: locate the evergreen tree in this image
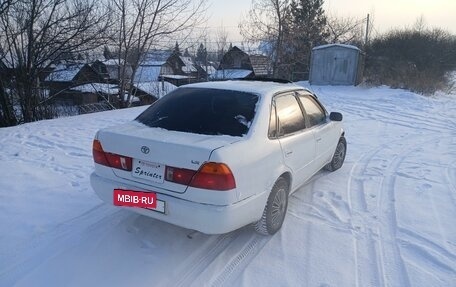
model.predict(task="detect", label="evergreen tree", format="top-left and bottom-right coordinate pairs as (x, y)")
top-left (282, 0), bottom-right (328, 79)
top-left (239, 0), bottom-right (291, 78)
top-left (196, 43), bottom-right (207, 64)
top-left (184, 48), bottom-right (191, 57)
top-left (173, 42), bottom-right (182, 56)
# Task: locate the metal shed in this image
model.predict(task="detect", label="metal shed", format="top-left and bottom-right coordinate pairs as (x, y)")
top-left (309, 44), bottom-right (364, 86)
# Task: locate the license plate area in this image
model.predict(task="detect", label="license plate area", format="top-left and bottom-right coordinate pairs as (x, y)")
top-left (132, 159), bottom-right (165, 184)
top-left (114, 189), bottom-right (166, 214)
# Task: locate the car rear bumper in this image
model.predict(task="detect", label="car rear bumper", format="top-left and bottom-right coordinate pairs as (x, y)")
top-left (90, 172), bottom-right (268, 234)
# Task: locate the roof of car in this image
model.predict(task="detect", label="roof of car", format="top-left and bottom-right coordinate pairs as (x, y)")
top-left (183, 80), bottom-right (308, 98)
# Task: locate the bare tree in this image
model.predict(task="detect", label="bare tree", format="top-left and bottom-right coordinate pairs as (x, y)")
top-left (0, 0), bottom-right (111, 125)
top-left (239, 0), bottom-right (290, 77)
top-left (413, 15), bottom-right (426, 33)
top-left (110, 0), bottom-right (207, 108)
top-left (0, 0), bottom-right (14, 126)
top-left (0, 0), bottom-right (12, 15)
top-left (326, 14), bottom-right (364, 45)
top-left (215, 24), bottom-right (228, 61)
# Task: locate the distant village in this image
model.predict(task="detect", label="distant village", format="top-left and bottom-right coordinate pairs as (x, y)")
top-left (0, 40), bottom-right (368, 122)
top-left (9, 45), bottom-right (272, 115)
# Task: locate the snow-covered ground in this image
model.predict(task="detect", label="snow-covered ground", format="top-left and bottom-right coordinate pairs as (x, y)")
top-left (1, 83), bottom-right (455, 287)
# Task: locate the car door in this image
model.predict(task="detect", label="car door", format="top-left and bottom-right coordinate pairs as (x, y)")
top-left (297, 92), bottom-right (340, 170)
top-left (273, 93), bottom-right (316, 190)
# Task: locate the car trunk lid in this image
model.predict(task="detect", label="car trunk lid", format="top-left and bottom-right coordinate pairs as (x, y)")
top-left (96, 121), bottom-right (240, 193)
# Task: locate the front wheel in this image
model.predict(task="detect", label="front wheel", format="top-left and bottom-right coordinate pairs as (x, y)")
top-left (253, 177), bottom-right (289, 235)
top-left (325, 136), bottom-right (347, 172)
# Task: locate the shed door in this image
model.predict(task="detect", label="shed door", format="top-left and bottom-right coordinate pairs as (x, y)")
top-left (331, 49), bottom-right (356, 85)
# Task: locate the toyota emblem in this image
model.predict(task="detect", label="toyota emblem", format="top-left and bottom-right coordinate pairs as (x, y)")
top-left (141, 146), bottom-right (150, 154)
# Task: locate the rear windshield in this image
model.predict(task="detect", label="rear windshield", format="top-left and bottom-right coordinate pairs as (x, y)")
top-left (136, 87), bottom-right (259, 137)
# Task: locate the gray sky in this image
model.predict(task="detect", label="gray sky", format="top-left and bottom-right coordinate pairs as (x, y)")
top-left (206, 0), bottom-right (456, 42)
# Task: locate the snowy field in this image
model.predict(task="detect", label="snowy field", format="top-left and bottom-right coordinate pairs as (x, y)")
top-left (1, 83), bottom-right (455, 287)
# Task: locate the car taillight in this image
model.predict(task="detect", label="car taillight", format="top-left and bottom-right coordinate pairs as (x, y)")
top-left (190, 162), bottom-right (236, 191)
top-left (165, 166), bottom-right (196, 185)
top-left (93, 139), bottom-right (109, 166)
top-left (92, 139), bottom-right (132, 171)
top-left (165, 162), bottom-right (236, 191)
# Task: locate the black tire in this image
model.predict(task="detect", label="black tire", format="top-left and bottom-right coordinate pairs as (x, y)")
top-left (253, 177), bottom-right (289, 235)
top-left (325, 136), bottom-right (347, 172)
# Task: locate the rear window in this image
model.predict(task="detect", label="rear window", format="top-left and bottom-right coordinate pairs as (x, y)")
top-left (136, 87), bottom-right (259, 137)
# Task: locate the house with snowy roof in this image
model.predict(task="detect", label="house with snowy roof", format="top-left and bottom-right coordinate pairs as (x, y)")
top-left (45, 63), bottom-right (102, 88)
top-left (91, 59), bottom-right (133, 84)
top-left (43, 63), bottom-right (108, 105)
top-left (199, 62), bottom-right (217, 78)
top-left (134, 50), bottom-right (174, 83)
top-left (165, 52), bottom-right (207, 85)
top-left (127, 51), bottom-right (178, 103)
top-left (135, 50), bottom-right (205, 87)
top-left (212, 46), bottom-right (272, 80)
top-left (178, 55), bottom-right (207, 81)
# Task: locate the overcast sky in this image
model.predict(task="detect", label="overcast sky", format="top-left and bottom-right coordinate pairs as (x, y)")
top-left (206, 0), bottom-right (456, 43)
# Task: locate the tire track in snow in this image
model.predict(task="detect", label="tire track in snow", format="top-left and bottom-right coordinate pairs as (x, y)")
top-left (398, 227), bottom-right (456, 261)
top-left (322, 92), bottom-right (456, 134)
top-left (376, 143), bottom-right (415, 287)
top-left (343, 102), bottom-right (395, 287)
top-left (376, 136), bottom-right (455, 287)
top-left (322, 88), bottom-right (454, 286)
top-left (324, 90), bottom-right (455, 135)
top-left (313, 88), bottom-right (455, 135)
top-left (169, 229), bottom-right (270, 287)
top-left (337, 104), bottom-right (451, 134)
top-left (0, 204), bottom-right (122, 286)
top-left (444, 165), bottom-right (456, 219)
top-left (347, 133), bottom-right (437, 287)
top-left (174, 173), bottom-right (331, 287)
top-left (397, 227), bottom-right (456, 277)
top-left (208, 234), bottom-right (270, 287)
top-left (347, 143), bottom-right (387, 287)
top-left (172, 230), bottom-right (242, 287)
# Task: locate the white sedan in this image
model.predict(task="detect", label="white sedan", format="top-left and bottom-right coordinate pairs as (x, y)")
top-left (91, 80), bottom-right (346, 235)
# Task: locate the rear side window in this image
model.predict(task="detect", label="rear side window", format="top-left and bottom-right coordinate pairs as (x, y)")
top-left (136, 87), bottom-right (259, 137)
top-left (298, 95), bottom-right (326, 127)
top-left (275, 94), bottom-right (306, 136)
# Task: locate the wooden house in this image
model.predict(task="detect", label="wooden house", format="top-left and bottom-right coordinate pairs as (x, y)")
top-left (212, 46), bottom-right (272, 80)
top-left (135, 51), bottom-right (174, 83)
top-left (44, 63), bottom-right (105, 105)
top-left (91, 59), bottom-right (133, 84)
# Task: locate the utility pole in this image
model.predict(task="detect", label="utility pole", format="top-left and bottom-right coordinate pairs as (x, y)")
top-left (365, 14), bottom-right (370, 46)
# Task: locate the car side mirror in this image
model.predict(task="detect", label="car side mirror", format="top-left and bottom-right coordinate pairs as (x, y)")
top-left (329, 112), bottom-right (343, 122)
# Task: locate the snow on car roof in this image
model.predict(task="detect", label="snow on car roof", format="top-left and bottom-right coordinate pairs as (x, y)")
top-left (183, 80), bottom-right (306, 98)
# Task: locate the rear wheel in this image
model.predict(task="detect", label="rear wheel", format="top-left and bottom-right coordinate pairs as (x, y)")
top-left (254, 177), bottom-right (289, 235)
top-left (325, 136), bottom-right (346, 172)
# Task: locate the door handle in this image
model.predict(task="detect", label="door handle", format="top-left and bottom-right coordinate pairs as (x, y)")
top-left (285, 150), bottom-right (293, 156)
top-left (316, 137), bottom-right (322, 142)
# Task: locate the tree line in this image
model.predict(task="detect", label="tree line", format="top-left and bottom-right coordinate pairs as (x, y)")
top-left (239, 0), bottom-right (366, 80)
top-left (240, 0), bottom-right (456, 93)
top-left (0, 0), bottom-right (206, 127)
top-left (365, 27), bottom-right (456, 94)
